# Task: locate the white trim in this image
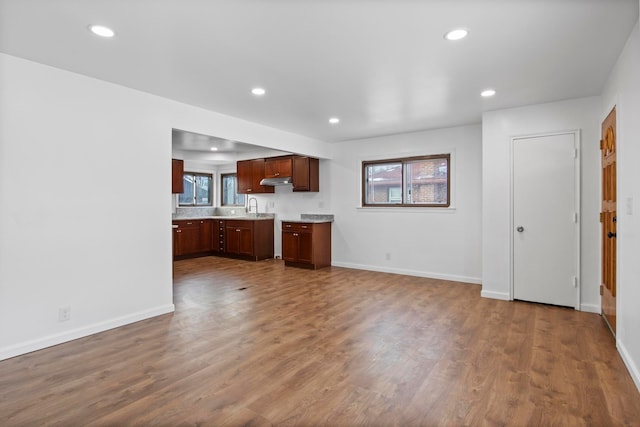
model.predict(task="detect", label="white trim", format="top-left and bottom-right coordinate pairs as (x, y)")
top-left (480, 290), bottom-right (511, 300)
top-left (618, 339), bottom-right (640, 393)
top-left (0, 304), bottom-right (175, 361)
top-left (356, 206), bottom-right (456, 213)
top-left (509, 130), bottom-right (581, 309)
top-left (330, 261), bottom-right (481, 284)
top-left (578, 303), bottom-right (600, 314)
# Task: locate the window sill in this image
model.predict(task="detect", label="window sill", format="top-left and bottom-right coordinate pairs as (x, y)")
top-left (356, 206), bottom-right (456, 213)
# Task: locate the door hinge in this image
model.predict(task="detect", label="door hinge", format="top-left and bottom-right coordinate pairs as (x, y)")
top-left (574, 212), bottom-right (579, 223)
top-left (574, 148), bottom-right (578, 158)
top-left (600, 139), bottom-right (604, 150)
top-left (600, 212), bottom-right (604, 223)
top-left (573, 276), bottom-right (578, 288)
top-left (600, 285), bottom-right (604, 295)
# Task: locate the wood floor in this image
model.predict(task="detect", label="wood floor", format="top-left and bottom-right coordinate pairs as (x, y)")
top-left (1, 257), bottom-right (640, 426)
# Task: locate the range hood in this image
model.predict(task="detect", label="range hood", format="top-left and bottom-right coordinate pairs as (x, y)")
top-left (260, 176), bottom-right (292, 186)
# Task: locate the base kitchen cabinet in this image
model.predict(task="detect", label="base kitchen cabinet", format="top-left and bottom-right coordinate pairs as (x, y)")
top-left (282, 221), bottom-right (331, 269)
top-left (173, 219), bottom-right (211, 258)
top-left (224, 219), bottom-right (274, 261)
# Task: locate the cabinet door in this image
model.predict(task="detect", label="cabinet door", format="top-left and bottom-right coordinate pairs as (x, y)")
top-left (225, 226), bottom-right (241, 254)
top-left (251, 159), bottom-right (274, 193)
top-left (174, 222), bottom-right (201, 256)
top-left (199, 220), bottom-right (213, 252)
top-left (297, 231), bottom-right (314, 263)
top-left (292, 156), bottom-right (319, 192)
top-left (265, 157), bottom-right (292, 178)
top-left (172, 159), bottom-right (184, 193)
top-left (282, 231), bottom-right (299, 262)
top-left (237, 160), bottom-right (253, 193)
top-left (238, 227), bottom-right (254, 256)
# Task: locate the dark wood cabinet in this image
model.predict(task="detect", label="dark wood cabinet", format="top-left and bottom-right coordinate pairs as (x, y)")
top-left (174, 218), bottom-right (273, 261)
top-left (213, 219), bottom-right (225, 253)
top-left (292, 156), bottom-right (319, 192)
top-left (281, 221), bottom-right (331, 269)
top-left (237, 159), bottom-right (274, 194)
top-left (172, 159), bottom-right (184, 193)
top-left (173, 220), bottom-right (205, 257)
top-left (265, 156), bottom-right (293, 178)
top-left (225, 220), bottom-right (253, 256)
top-left (225, 219), bottom-right (274, 260)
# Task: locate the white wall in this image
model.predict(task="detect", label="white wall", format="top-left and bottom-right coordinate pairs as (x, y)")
top-left (481, 97), bottom-right (602, 311)
top-left (0, 53), bottom-right (330, 360)
top-left (601, 21), bottom-right (640, 391)
top-left (325, 125), bottom-right (483, 284)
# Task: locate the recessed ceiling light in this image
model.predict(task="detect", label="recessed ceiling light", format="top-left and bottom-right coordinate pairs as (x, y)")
top-left (88, 25), bottom-right (115, 38)
top-left (444, 28), bottom-right (468, 41)
top-left (481, 89), bottom-right (497, 97)
top-left (210, 147), bottom-right (218, 151)
top-left (251, 87), bottom-right (266, 96)
top-left (329, 117), bottom-right (340, 124)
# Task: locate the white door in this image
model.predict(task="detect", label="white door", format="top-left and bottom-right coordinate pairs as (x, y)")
top-left (513, 133), bottom-right (579, 308)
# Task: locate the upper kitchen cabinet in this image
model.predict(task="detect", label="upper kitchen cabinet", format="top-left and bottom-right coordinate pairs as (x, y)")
top-left (292, 156), bottom-right (319, 192)
top-left (172, 159), bottom-right (184, 193)
top-left (264, 156), bottom-right (293, 178)
top-left (237, 159), bottom-right (274, 194)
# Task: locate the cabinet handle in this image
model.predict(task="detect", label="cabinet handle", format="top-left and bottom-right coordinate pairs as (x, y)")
top-left (285, 224), bottom-right (292, 228)
top-left (177, 230), bottom-right (182, 233)
top-left (236, 229), bottom-right (241, 232)
top-left (275, 172), bottom-right (279, 176)
top-left (301, 225), bottom-right (308, 229)
top-left (247, 189), bottom-right (252, 192)
top-left (293, 233), bottom-right (298, 236)
top-left (186, 222), bottom-right (193, 225)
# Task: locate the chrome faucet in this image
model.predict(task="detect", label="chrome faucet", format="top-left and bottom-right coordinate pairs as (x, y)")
top-left (247, 197), bottom-right (258, 214)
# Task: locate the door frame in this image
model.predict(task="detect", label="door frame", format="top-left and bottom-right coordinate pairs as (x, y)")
top-left (509, 130), bottom-right (581, 309)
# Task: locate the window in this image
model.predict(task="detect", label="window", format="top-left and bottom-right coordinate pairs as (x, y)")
top-left (179, 172), bottom-right (212, 206)
top-left (362, 154), bottom-right (450, 207)
top-left (221, 173), bottom-right (245, 206)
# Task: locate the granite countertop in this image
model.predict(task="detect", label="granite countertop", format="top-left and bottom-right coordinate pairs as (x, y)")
top-left (173, 214), bottom-right (275, 222)
top-left (281, 214), bottom-right (334, 224)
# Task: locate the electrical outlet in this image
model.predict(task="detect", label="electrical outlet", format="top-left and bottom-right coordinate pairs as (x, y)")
top-left (58, 307), bottom-right (71, 322)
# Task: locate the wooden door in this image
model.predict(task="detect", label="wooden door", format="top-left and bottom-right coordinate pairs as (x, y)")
top-left (236, 160), bottom-right (253, 193)
top-left (512, 133), bottom-right (579, 307)
top-left (297, 231), bottom-right (314, 264)
top-left (601, 107), bottom-right (617, 334)
top-left (238, 227), bottom-right (254, 256)
top-left (282, 231), bottom-right (298, 262)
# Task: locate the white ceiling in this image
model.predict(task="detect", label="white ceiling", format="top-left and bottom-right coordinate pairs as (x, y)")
top-left (171, 128), bottom-right (290, 166)
top-left (1, 0), bottom-right (637, 143)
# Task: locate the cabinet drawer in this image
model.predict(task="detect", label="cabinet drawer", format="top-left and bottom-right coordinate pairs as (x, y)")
top-left (172, 220), bottom-right (205, 228)
top-left (282, 222), bottom-right (313, 232)
top-left (225, 219), bottom-right (254, 230)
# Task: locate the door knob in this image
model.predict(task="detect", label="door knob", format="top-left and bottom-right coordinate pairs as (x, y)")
top-left (607, 232), bottom-right (617, 238)
top-left (516, 226), bottom-right (524, 232)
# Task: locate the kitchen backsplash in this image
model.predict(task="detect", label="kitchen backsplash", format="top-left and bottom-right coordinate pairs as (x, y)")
top-left (173, 206), bottom-right (247, 219)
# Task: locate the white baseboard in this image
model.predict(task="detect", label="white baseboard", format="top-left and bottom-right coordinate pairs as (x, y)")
top-left (480, 290), bottom-right (511, 300)
top-left (579, 303), bottom-right (600, 314)
top-left (618, 339), bottom-right (640, 393)
top-left (0, 304), bottom-right (175, 361)
top-left (330, 261), bottom-right (481, 284)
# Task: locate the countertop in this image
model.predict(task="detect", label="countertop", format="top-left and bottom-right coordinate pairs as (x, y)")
top-left (281, 214), bottom-right (334, 224)
top-left (173, 214), bottom-right (275, 222)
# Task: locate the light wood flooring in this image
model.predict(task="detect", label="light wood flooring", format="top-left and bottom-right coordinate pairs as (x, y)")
top-left (1, 256), bottom-right (640, 426)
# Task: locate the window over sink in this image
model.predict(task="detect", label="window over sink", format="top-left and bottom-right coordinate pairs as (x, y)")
top-left (179, 172), bottom-right (213, 206)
